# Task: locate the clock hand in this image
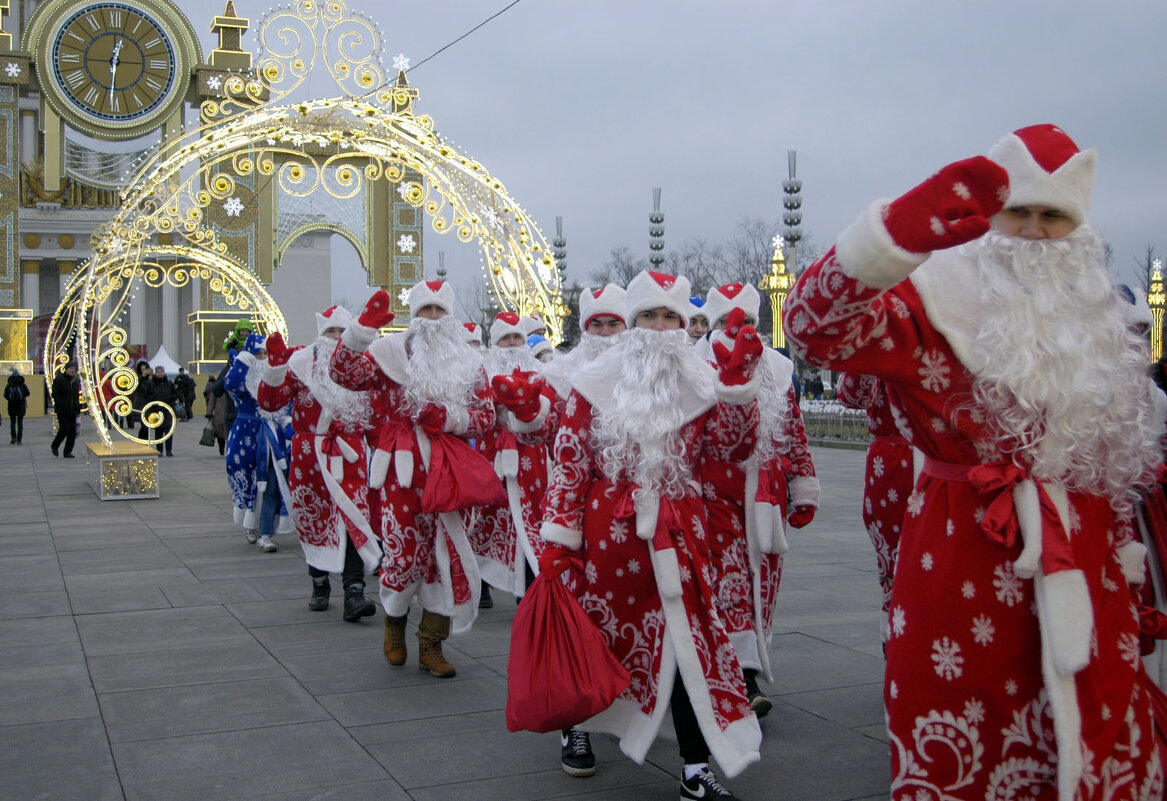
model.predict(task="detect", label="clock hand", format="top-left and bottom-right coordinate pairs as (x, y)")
top-left (109, 38), bottom-right (123, 102)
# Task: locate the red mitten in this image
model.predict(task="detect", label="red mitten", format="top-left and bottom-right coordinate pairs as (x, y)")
top-left (266, 331), bottom-right (292, 367)
top-left (712, 309), bottom-right (764, 386)
top-left (417, 404), bottom-right (447, 435)
top-left (884, 156), bottom-right (1009, 253)
top-left (539, 546), bottom-right (583, 577)
top-left (358, 290), bottom-right (395, 329)
top-left (492, 371), bottom-right (544, 422)
top-left (787, 505), bottom-right (816, 529)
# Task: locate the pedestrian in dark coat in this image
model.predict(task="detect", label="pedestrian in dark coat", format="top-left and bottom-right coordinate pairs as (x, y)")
top-left (50, 362), bottom-right (81, 457)
top-left (149, 366), bottom-right (177, 456)
top-left (5, 369), bottom-right (30, 444)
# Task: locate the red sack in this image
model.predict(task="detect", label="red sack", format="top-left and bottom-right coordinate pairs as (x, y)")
top-left (505, 559), bottom-right (631, 733)
top-left (421, 433), bottom-right (506, 513)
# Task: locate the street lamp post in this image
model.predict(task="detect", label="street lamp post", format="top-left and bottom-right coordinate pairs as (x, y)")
top-left (759, 235), bottom-right (794, 350)
top-left (782, 150), bottom-right (802, 274)
top-left (1149, 258), bottom-right (1165, 362)
top-left (649, 187), bottom-right (665, 269)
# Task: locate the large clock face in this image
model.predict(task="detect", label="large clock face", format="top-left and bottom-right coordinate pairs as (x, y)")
top-left (35, 0), bottom-right (195, 138)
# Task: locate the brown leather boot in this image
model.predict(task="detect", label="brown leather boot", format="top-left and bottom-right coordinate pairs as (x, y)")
top-left (417, 609), bottom-right (456, 678)
top-left (383, 614), bottom-right (408, 666)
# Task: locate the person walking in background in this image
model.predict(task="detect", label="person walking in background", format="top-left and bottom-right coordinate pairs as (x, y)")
top-left (204, 376), bottom-right (226, 455)
top-left (174, 367), bottom-right (196, 421)
top-left (149, 365), bottom-right (177, 456)
top-left (5, 369), bottom-right (29, 445)
top-left (50, 361), bottom-right (81, 458)
top-left (132, 360), bottom-right (154, 443)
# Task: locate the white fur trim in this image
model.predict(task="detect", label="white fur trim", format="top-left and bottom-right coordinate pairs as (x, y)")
top-left (509, 395), bottom-right (550, 434)
top-left (379, 580), bottom-right (421, 619)
top-left (1033, 571), bottom-right (1085, 798)
top-left (635, 490), bottom-right (660, 541)
top-left (236, 351), bottom-right (256, 368)
top-left (788, 476), bottom-right (821, 508)
top-left (539, 521), bottom-right (582, 550)
top-left (1117, 541), bottom-right (1148, 587)
top-left (261, 362), bottom-right (289, 386)
top-left (439, 510), bottom-right (481, 634)
top-left (443, 405), bottom-right (470, 435)
top-left (770, 513), bottom-right (790, 556)
top-left (369, 448), bottom-right (391, 490)
top-left (494, 448), bottom-right (518, 479)
top-left (651, 547), bottom-right (683, 600)
top-left (394, 449), bottom-right (413, 489)
top-left (754, 501), bottom-right (775, 555)
top-left (1041, 569), bottom-right (1094, 677)
top-left (835, 199), bottom-right (928, 289)
top-left (715, 372), bottom-right (760, 404)
top-left (626, 270), bottom-right (692, 328)
top-left (342, 320), bottom-right (378, 352)
top-left (579, 283), bottom-right (628, 327)
top-left (705, 283), bottom-right (762, 329)
top-left (366, 333), bottom-right (410, 384)
top-left (1011, 479), bottom-right (1044, 579)
top-left (571, 340), bottom-right (717, 424)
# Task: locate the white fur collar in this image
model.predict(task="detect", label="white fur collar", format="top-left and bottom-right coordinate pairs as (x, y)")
top-left (908, 248), bottom-right (984, 368)
top-left (569, 340), bottom-right (717, 423)
top-left (287, 346), bottom-right (315, 384)
top-left (367, 332), bottom-right (410, 384)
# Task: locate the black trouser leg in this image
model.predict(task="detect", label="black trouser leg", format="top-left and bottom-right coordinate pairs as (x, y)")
top-left (341, 535), bottom-right (365, 589)
top-left (671, 673), bottom-right (711, 765)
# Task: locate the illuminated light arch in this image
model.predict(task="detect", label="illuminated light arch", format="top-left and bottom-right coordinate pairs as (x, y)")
top-left (45, 0), bottom-right (564, 446)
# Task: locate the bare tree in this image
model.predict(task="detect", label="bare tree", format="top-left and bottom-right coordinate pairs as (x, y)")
top-left (1136, 244), bottom-right (1159, 294)
top-left (589, 246), bottom-right (646, 288)
top-left (452, 278), bottom-right (497, 332)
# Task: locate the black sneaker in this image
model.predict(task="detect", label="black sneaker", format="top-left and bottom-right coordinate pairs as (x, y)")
top-left (681, 766), bottom-right (738, 800)
top-left (559, 727), bottom-right (595, 777)
top-left (342, 585), bottom-right (375, 621)
top-left (479, 583), bottom-right (493, 609)
top-left (308, 580), bottom-right (330, 611)
top-left (744, 672), bottom-right (772, 719)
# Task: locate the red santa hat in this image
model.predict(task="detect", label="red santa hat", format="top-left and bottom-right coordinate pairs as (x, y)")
top-left (315, 304), bottom-right (353, 336)
top-left (462, 321), bottom-right (483, 345)
top-left (987, 124), bottom-right (1096, 225)
top-left (489, 311), bottom-right (526, 344)
top-left (704, 282), bottom-right (761, 328)
top-left (407, 279), bottom-right (455, 315)
top-left (579, 283), bottom-right (627, 327)
top-left (625, 270), bottom-right (691, 328)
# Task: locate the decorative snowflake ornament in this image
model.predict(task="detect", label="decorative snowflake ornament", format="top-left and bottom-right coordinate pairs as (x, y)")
top-left (771, 234), bottom-right (784, 250)
top-left (5, 62), bottom-right (20, 78)
top-left (207, 75), bottom-right (222, 91)
top-left (396, 234), bottom-right (416, 253)
top-left (397, 288), bottom-right (411, 305)
top-left (392, 53), bottom-right (410, 71)
top-left (223, 197), bottom-right (244, 217)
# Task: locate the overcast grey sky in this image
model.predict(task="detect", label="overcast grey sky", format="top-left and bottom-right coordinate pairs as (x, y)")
top-left (182, 0), bottom-right (1167, 302)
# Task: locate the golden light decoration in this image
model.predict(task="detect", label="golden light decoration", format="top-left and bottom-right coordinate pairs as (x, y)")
top-left (1149, 258), bottom-right (1165, 362)
top-left (759, 235), bottom-right (794, 349)
top-left (45, 0), bottom-right (564, 446)
top-left (99, 457), bottom-right (159, 499)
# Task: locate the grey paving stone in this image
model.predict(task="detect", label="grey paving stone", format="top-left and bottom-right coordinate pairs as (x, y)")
top-left (113, 721), bottom-right (389, 801)
top-left (100, 676), bottom-right (330, 742)
top-left (0, 527), bottom-right (55, 557)
top-left (87, 640), bottom-right (288, 693)
top-left (68, 585), bottom-right (173, 614)
top-left (75, 604), bottom-right (255, 656)
top-left (0, 717), bottom-right (121, 801)
top-left (58, 544), bottom-right (186, 575)
top-left (0, 588), bottom-right (71, 619)
top-left (161, 580), bottom-right (269, 607)
top-left (780, 681), bottom-right (886, 728)
top-left (404, 757), bottom-right (671, 800)
top-left (768, 632), bottom-right (887, 696)
top-left (64, 566), bottom-right (201, 594)
top-left (0, 661), bottom-right (100, 725)
top-left (0, 553), bottom-right (65, 592)
top-left (316, 675), bottom-right (509, 727)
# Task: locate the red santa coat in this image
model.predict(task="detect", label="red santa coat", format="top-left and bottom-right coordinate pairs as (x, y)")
top-left (836, 372), bottom-right (919, 642)
top-left (698, 347), bottom-right (820, 680)
top-left (470, 381), bottom-right (562, 597)
top-left (331, 332), bottom-right (496, 634)
top-left (257, 349), bottom-right (379, 574)
top-left (540, 351), bottom-right (763, 778)
top-left (783, 204), bottom-right (1163, 800)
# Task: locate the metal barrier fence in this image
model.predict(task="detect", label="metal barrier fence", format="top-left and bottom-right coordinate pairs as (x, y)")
top-left (799, 402), bottom-right (871, 443)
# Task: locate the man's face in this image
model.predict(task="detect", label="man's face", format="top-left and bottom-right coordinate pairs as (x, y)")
top-left (992, 205), bottom-right (1076, 240)
top-left (415, 304), bottom-right (447, 320)
top-left (634, 307), bottom-right (684, 331)
top-left (495, 332), bottom-right (525, 349)
top-left (154, 368), bottom-right (166, 379)
top-left (65, 366), bottom-right (77, 377)
top-left (585, 315), bottom-right (626, 337)
top-left (322, 326), bottom-right (344, 341)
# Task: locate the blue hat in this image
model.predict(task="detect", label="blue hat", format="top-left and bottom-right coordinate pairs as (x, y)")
top-left (527, 334), bottom-right (552, 359)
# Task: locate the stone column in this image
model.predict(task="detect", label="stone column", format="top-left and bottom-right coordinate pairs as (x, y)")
top-left (20, 258), bottom-right (38, 315)
top-left (162, 279), bottom-right (179, 356)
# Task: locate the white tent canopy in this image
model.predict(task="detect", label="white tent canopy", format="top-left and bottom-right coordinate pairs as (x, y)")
top-left (147, 346), bottom-right (183, 376)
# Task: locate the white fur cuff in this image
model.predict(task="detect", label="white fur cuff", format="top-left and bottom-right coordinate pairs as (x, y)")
top-left (835, 199), bottom-right (928, 289)
top-left (261, 362), bottom-right (289, 386)
top-left (1041, 569), bottom-right (1094, 677)
top-left (236, 351), bottom-right (256, 369)
top-left (716, 373), bottom-right (760, 405)
top-left (509, 395), bottom-right (551, 434)
top-left (342, 321), bottom-right (378, 352)
top-left (443, 405), bottom-right (470, 435)
top-left (1117, 541), bottom-right (1148, 587)
top-left (540, 521), bottom-right (582, 551)
top-left (788, 476), bottom-right (821, 509)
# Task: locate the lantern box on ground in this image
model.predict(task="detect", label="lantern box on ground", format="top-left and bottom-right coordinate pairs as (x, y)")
top-left (187, 310), bottom-right (268, 374)
top-left (85, 441), bottom-right (160, 501)
top-left (0, 308), bottom-right (34, 377)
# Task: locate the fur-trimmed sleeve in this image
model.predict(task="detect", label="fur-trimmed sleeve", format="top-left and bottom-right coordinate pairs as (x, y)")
top-left (329, 341), bottom-right (383, 392)
top-left (540, 390), bottom-right (594, 550)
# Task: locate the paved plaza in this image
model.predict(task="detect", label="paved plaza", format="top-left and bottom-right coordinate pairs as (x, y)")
top-left (0, 418), bottom-right (890, 801)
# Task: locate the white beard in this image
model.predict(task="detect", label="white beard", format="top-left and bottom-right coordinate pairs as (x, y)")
top-left (748, 353), bottom-right (793, 468)
top-left (483, 344), bottom-right (541, 378)
top-left (404, 316), bottom-right (485, 414)
top-left (590, 328), bottom-right (710, 497)
top-left (546, 331), bottom-right (625, 383)
top-left (244, 356), bottom-right (264, 402)
top-left (962, 226), bottom-right (1163, 506)
top-left (307, 336), bottom-right (372, 428)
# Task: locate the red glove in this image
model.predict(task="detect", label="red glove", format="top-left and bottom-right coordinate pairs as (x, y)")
top-left (417, 404), bottom-right (447, 435)
top-left (712, 309), bottom-right (764, 386)
top-left (358, 290), bottom-right (395, 329)
top-left (883, 156), bottom-right (1009, 253)
top-left (491, 371), bottom-right (545, 422)
top-left (266, 331), bottom-right (292, 367)
top-left (787, 505), bottom-right (815, 529)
